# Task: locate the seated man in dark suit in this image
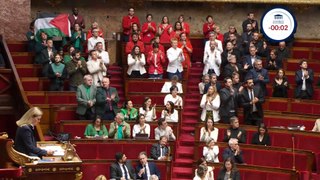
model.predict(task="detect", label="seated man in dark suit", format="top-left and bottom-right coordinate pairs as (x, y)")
top-left (223, 116), bottom-right (246, 143)
top-left (295, 59), bottom-right (314, 99)
top-left (222, 138), bottom-right (244, 164)
top-left (110, 152), bottom-right (136, 180)
top-left (136, 151), bottom-right (161, 179)
top-left (150, 136), bottom-right (169, 160)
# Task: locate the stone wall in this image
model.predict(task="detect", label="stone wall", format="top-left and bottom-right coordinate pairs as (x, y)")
top-left (31, 0), bottom-right (320, 38)
top-left (0, 0), bottom-right (31, 41)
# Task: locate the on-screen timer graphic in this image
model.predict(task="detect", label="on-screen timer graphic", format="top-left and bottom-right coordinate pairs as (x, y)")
top-left (261, 7), bottom-right (297, 42)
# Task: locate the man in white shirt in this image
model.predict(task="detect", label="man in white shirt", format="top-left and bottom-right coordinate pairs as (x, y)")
top-left (203, 40), bottom-right (222, 76)
top-left (160, 75), bottom-right (183, 94)
top-left (204, 31), bottom-right (223, 53)
top-left (95, 42), bottom-right (110, 66)
top-left (87, 28), bottom-right (105, 51)
top-left (86, 50), bottom-right (107, 86)
top-left (166, 38), bottom-right (184, 80)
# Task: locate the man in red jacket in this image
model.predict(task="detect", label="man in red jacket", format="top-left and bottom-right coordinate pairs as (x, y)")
top-left (122, 7), bottom-right (140, 42)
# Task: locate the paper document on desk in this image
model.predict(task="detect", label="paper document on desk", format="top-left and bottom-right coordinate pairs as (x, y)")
top-left (41, 145), bottom-right (65, 156)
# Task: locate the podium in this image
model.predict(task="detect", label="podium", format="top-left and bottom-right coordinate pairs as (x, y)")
top-left (2, 139), bottom-right (82, 180)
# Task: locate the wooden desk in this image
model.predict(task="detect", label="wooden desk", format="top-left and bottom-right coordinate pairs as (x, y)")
top-left (23, 141), bottom-right (82, 180)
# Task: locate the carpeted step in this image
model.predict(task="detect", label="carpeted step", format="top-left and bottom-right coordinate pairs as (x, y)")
top-left (174, 158), bottom-right (194, 167)
top-left (182, 119), bottom-right (198, 125)
top-left (185, 99), bottom-right (200, 103)
top-left (180, 126), bottom-right (195, 134)
top-left (179, 134), bottom-right (195, 146)
top-left (182, 111), bottom-right (199, 117)
top-left (175, 146), bottom-right (194, 157)
top-left (172, 167), bottom-right (193, 178)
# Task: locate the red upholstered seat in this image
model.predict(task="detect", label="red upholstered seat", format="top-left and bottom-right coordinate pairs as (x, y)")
top-left (0, 167), bottom-right (23, 178)
top-left (98, 144), bottom-right (122, 159)
top-left (62, 124), bottom-right (86, 138)
top-left (82, 163), bottom-right (108, 180)
top-left (56, 110), bottom-right (77, 121)
top-left (76, 144), bottom-right (98, 159)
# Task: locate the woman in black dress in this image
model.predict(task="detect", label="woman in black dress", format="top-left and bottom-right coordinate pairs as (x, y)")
top-left (272, 69), bottom-right (289, 98)
top-left (217, 157), bottom-right (240, 180)
top-left (251, 123), bottom-right (271, 146)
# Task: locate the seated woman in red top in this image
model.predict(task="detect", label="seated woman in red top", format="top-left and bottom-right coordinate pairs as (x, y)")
top-left (145, 35), bottom-right (165, 55)
top-left (171, 21), bottom-right (184, 40)
top-left (178, 32), bottom-right (193, 69)
top-left (147, 43), bottom-right (166, 79)
top-left (178, 15), bottom-right (190, 36)
top-left (87, 22), bottom-right (103, 39)
top-left (203, 15), bottom-right (215, 40)
top-left (142, 14), bottom-right (157, 44)
top-left (158, 16), bottom-right (173, 44)
top-left (129, 23), bottom-right (142, 42)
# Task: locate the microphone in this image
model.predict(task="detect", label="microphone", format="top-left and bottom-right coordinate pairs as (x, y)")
top-left (292, 133), bottom-right (296, 171)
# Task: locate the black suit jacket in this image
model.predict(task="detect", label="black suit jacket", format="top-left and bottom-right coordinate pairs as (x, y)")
top-left (203, 82), bottom-right (222, 94)
top-left (150, 143), bottom-right (169, 160)
top-left (95, 86), bottom-right (120, 116)
top-left (295, 69), bottom-right (314, 98)
top-left (242, 55), bottom-right (261, 70)
top-left (110, 161), bottom-right (136, 180)
top-left (14, 125), bottom-right (47, 157)
top-left (219, 87), bottom-right (238, 118)
top-left (222, 147), bottom-right (244, 164)
top-left (217, 169), bottom-right (241, 180)
top-left (135, 162), bottom-right (161, 179)
top-left (240, 86), bottom-right (264, 121)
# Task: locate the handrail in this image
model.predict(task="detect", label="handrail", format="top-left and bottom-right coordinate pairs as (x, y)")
top-left (0, 35), bottom-right (44, 141)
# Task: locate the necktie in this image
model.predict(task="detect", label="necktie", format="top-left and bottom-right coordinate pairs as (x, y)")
top-left (106, 88), bottom-right (113, 111)
top-left (122, 164), bottom-right (129, 180)
top-left (144, 165), bottom-right (148, 179)
top-left (251, 90), bottom-right (257, 112)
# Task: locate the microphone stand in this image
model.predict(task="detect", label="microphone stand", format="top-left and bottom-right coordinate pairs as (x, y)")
top-left (292, 134), bottom-right (296, 171)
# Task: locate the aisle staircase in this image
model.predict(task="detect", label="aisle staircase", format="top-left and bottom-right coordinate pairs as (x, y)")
top-left (172, 63), bottom-right (203, 179)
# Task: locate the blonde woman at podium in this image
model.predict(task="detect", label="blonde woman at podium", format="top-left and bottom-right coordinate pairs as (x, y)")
top-left (14, 107), bottom-right (54, 158)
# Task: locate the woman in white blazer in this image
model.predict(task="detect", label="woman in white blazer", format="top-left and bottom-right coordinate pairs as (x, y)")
top-left (200, 85), bottom-right (220, 122)
top-left (127, 45), bottom-right (146, 78)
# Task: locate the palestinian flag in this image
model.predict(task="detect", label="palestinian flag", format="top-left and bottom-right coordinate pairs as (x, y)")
top-left (34, 13), bottom-right (71, 41)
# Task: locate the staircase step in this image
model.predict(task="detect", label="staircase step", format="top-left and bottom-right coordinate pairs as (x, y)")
top-left (172, 167), bottom-right (193, 178)
top-left (179, 134), bottom-right (195, 146)
top-left (174, 158), bottom-right (193, 167)
top-left (181, 126), bottom-right (195, 134)
top-left (182, 119), bottom-right (198, 125)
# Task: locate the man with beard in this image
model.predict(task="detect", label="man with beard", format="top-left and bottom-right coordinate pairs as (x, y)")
top-left (219, 77), bottom-right (238, 124)
top-left (242, 12), bottom-right (259, 33)
top-left (95, 42), bottom-right (110, 67)
top-left (66, 50), bottom-right (87, 91)
top-left (240, 78), bottom-right (265, 125)
top-left (110, 152), bottom-right (136, 180)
